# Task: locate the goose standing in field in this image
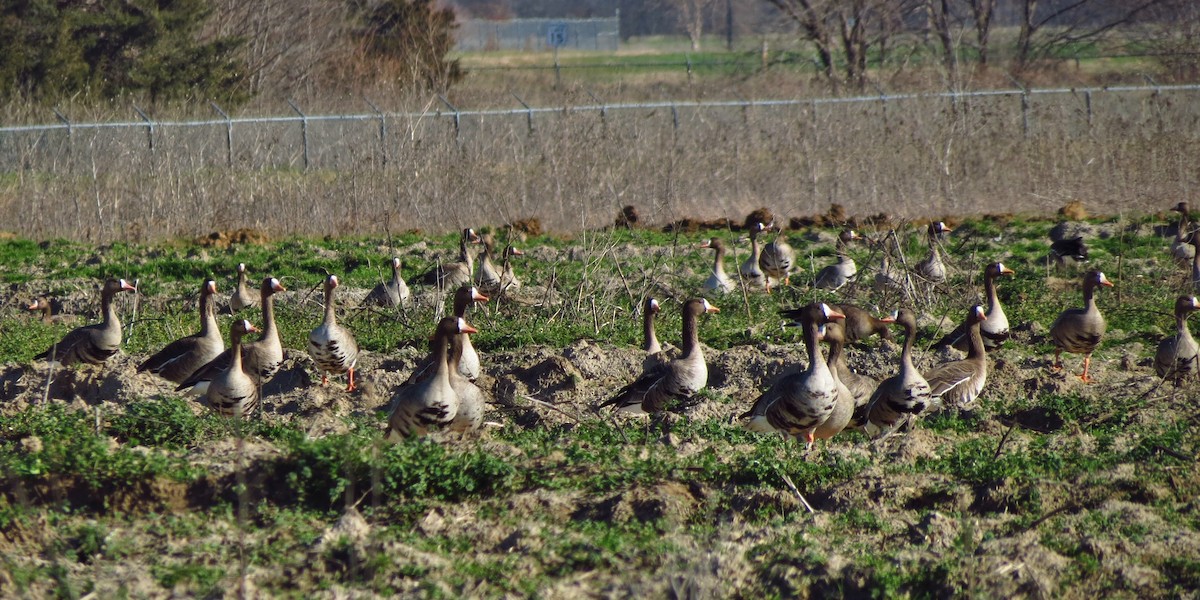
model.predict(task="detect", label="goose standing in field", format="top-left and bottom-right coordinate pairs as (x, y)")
top-left (308, 274), bottom-right (360, 392)
top-left (206, 320), bottom-right (260, 419)
top-left (365, 257), bottom-right (410, 308)
top-left (924, 305), bottom-right (988, 410)
top-left (230, 263), bottom-right (257, 312)
top-left (814, 229), bottom-right (862, 291)
top-left (758, 223), bottom-right (796, 293)
top-left (404, 285), bottom-right (489, 384)
top-left (1169, 202), bottom-right (1195, 266)
top-left (599, 298), bottom-right (719, 415)
top-left (813, 322), bottom-right (861, 442)
top-left (699, 237), bottom-right (735, 294)
top-left (420, 228), bottom-right (482, 291)
top-left (640, 297), bottom-right (676, 371)
top-left (1049, 270), bottom-right (1112, 383)
top-left (863, 308), bottom-right (933, 436)
top-left (741, 302), bottom-right (846, 450)
top-left (1154, 295), bottom-right (1200, 385)
top-left (26, 296), bottom-right (77, 325)
top-left (739, 222), bottom-right (769, 290)
top-left (386, 316), bottom-right (474, 439)
top-left (821, 320), bottom-right (878, 421)
top-left (497, 245), bottom-right (523, 293)
top-left (914, 221), bottom-right (952, 285)
top-left (178, 277), bottom-right (286, 396)
top-left (35, 278), bottom-right (136, 367)
top-left (873, 236), bottom-right (910, 299)
top-left (1049, 236), bottom-right (1088, 270)
top-left (138, 280), bottom-right (224, 384)
top-left (935, 262), bottom-right (1015, 352)
top-left (447, 327), bottom-right (486, 433)
top-left (476, 234), bottom-right (502, 292)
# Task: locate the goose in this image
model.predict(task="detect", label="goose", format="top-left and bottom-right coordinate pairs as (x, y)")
top-left (206, 320), bottom-right (261, 419)
top-left (640, 297), bottom-right (675, 371)
top-left (308, 274), bottom-right (360, 392)
top-left (26, 296), bottom-right (77, 325)
top-left (137, 280), bottom-right (224, 384)
top-left (1170, 202), bottom-right (1195, 266)
top-left (758, 223), bottom-right (796, 293)
top-left (739, 222), bottom-right (769, 290)
top-left (812, 323), bottom-right (858, 443)
top-left (1049, 236), bottom-right (1088, 270)
top-left (741, 302), bottom-right (846, 450)
top-left (599, 298), bottom-right (719, 415)
top-left (863, 308), bottom-right (933, 436)
top-left (821, 319), bottom-right (878, 421)
top-left (873, 240), bottom-right (909, 299)
top-left (386, 316), bottom-right (474, 439)
top-left (365, 257), bottom-right (410, 308)
top-left (793, 304), bottom-right (893, 345)
top-left (924, 305), bottom-right (988, 410)
top-left (177, 277), bottom-right (287, 396)
top-left (447, 326), bottom-right (485, 433)
top-left (1154, 295), bottom-right (1200, 385)
top-left (699, 237), bottom-right (735, 294)
top-left (404, 285), bottom-right (489, 384)
top-left (814, 229), bottom-right (861, 291)
top-left (1049, 270), bottom-right (1112, 383)
top-left (230, 263), bottom-right (257, 312)
top-left (420, 228), bottom-right (482, 290)
top-left (1191, 231), bottom-right (1200, 293)
top-left (497, 245), bottom-right (523, 293)
top-left (914, 221), bottom-right (952, 284)
top-left (935, 262), bottom-right (1015, 352)
top-left (476, 234), bottom-right (502, 292)
top-left (35, 278), bottom-right (136, 366)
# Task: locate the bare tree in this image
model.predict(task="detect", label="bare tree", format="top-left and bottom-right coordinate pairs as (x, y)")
top-left (768, 0), bottom-right (922, 86)
top-left (965, 0), bottom-right (995, 66)
top-left (662, 0), bottom-right (721, 51)
top-left (1014, 0), bottom-right (1171, 72)
top-left (925, 0), bottom-right (958, 80)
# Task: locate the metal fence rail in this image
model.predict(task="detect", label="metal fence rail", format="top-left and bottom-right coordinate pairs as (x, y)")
top-left (1, 83), bottom-right (1198, 175)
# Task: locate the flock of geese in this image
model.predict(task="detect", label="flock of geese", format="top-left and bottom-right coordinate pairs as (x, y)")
top-left (23, 206), bottom-right (1200, 448)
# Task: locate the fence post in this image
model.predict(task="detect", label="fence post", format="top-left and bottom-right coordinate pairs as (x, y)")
top-left (210, 102), bottom-right (233, 168)
top-left (872, 82), bottom-right (888, 136)
top-left (1084, 90), bottom-right (1093, 132)
top-left (686, 54), bottom-right (693, 86)
top-left (1144, 74), bottom-right (1163, 133)
top-left (513, 93), bottom-right (534, 134)
top-left (671, 105), bottom-right (679, 130)
top-left (1006, 75), bottom-right (1029, 138)
top-left (365, 98), bottom-right (388, 166)
top-left (132, 105), bottom-right (154, 152)
top-left (437, 95), bottom-right (461, 144)
top-left (287, 99), bottom-right (310, 171)
top-left (586, 89), bottom-right (607, 131)
top-left (53, 108), bottom-right (72, 162)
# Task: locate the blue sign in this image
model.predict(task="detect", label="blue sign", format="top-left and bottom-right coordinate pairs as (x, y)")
top-left (547, 23), bottom-right (568, 48)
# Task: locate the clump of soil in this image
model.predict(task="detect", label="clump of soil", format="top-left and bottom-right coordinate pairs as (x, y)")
top-left (195, 228), bottom-right (270, 248)
top-left (1059, 200), bottom-right (1088, 220)
top-left (662, 217), bottom-right (734, 234)
top-left (509, 217), bottom-right (543, 237)
top-left (615, 205), bottom-right (640, 228)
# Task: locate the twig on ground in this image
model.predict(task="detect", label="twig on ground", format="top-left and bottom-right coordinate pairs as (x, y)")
top-left (778, 469), bottom-right (816, 514)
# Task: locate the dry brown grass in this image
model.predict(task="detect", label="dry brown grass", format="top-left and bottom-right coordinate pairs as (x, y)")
top-left (0, 75), bottom-right (1196, 242)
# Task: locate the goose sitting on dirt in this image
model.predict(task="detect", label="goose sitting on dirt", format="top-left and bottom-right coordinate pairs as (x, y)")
top-left (35, 278), bottom-right (136, 367)
top-left (230, 263), bottom-right (257, 312)
top-left (138, 280), bottom-right (224, 385)
top-left (387, 317), bottom-right (475, 439)
top-left (1154, 295), bottom-right (1200, 385)
top-left (935, 262), bottom-right (1015, 352)
top-left (742, 302), bottom-right (848, 451)
top-left (862, 308), bottom-right (933, 436)
top-left (365, 257), bottom-right (410, 308)
top-left (758, 223), bottom-right (796, 293)
top-left (914, 221), bottom-right (952, 285)
top-left (740, 222), bottom-right (769, 290)
top-left (814, 229), bottom-right (861, 291)
top-left (1049, 270), bottom-right (1112, 383)
top-left (308, 275), bottom-right (360, 392)
top-left (599, 298), bottom-right (719, 416)
top-left (26, 296), bottom-right (78, 325)
top-left (924, 305), bottom-right (988, 411)
top-left (206, 320), bottom-right (261, 419)
top-left (420, 228), bottom-right (482, 291)
top-left (1049, 236), bottom-right (1088, 270)
top-left (699, 237), bottom-right (735, 294)
top-left (1170, 201), bottom-right (1195, 266)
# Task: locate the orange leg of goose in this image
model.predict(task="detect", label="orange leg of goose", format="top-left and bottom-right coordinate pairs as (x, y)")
top-left (346, 368), bottom-right (357, 392)
top-left (1080, 355), bottom-right (1093, 383)
top-left (1050, 349), bottom-right (1063, 372)
top-left (321, 373), bottom-right (329, 386)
